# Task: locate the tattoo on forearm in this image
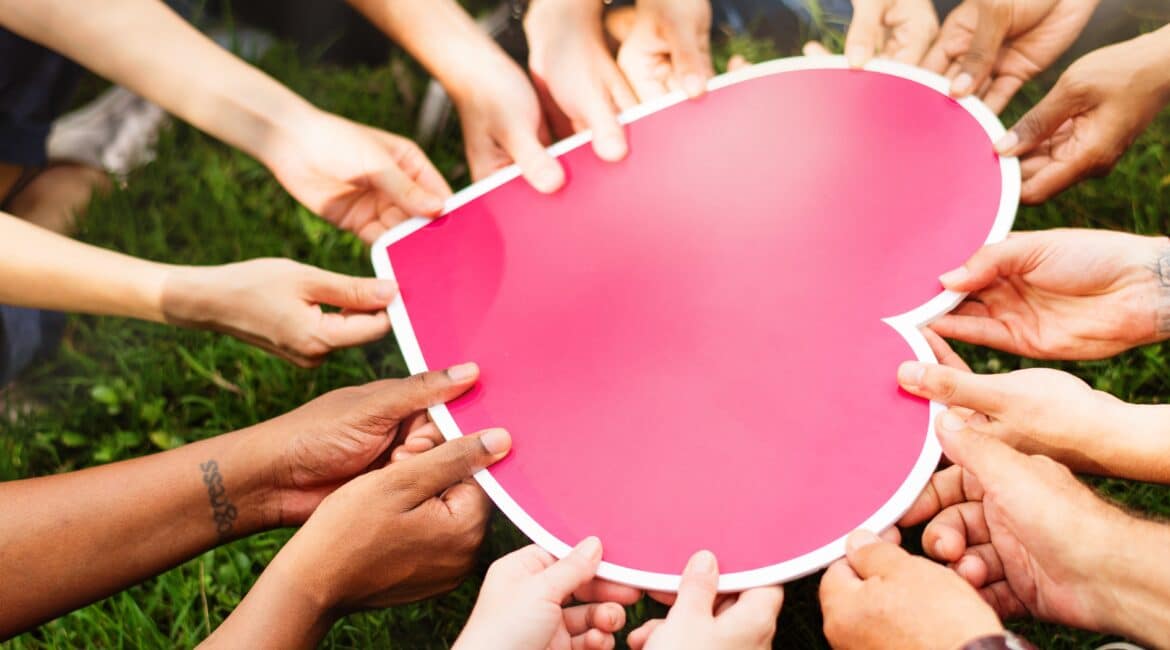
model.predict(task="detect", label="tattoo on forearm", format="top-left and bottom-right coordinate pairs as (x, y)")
top-left (200, 460), bottom-right (238, 539)
top-left (1155, 249), bottom-right (1170, 336)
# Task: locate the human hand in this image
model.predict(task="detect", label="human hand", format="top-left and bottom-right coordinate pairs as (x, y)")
top-left (240, 363), bottom-right (482, 527)
top-left (819, 530), bottom-right (1002, 649)
top-left (898, 412), bottom-right (1170, 641)
top-left (896, 360), bottom-right (1170, 481)
top-left (265, 428), bottom-right (511, 613)
top-left (923, 0), bottom-right (1098, 113)
top-left (994, 27), bottom-right (1170, 201)
top-left (843, 0), bottom-right (938, 67)
top-left (447, 48), bottom-right (566, 192)
top-left (161, 258), bottom-right (397, 367)
top-left (627, 551), bottom-right (783, 650)
top-left (263, 109), bottom-right (451, 244)
top-left (615, 0), bottom-right (714, 102)
top-left (454, 539), bottom-right (641, 650)
top-left (524, 0), bottom-right (637, 161)
top-left (930, 229), bottom-right (1170, 360)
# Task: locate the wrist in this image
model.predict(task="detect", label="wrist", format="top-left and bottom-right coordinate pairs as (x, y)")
top-left (159, 264), bottom-right (226, 330)
top-left (524, 0), bottom-right (607, 71)
top-left (443, 43), bottom-right (522, 108)
top-left (252, 102), bottom-right (335, 178)
top-left (183, 427), bottom-right (285, 541)
top-left (1134, 25), bottom-right (1170, 104)
top-left (204, 545), bottom-right (340, 649)
top-left (524, 0), bottom-right (603, 36)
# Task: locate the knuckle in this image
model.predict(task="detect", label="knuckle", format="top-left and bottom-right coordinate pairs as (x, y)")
top-left (988, 0), bottom-right (1012, 21)
top-left (928, 369), bottom-right (959, 402)
top-left (962, 47), bottom-right (992, 66)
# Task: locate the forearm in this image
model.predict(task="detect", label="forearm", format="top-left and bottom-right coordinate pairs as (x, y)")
top-left (200, 548), bottom-right (337, 649)
top-left (1100, 404), bottom-right (1170, 484)
top-left (524, 0), bottom-right (606, 54)
top-left (0, 0), bottom-right (317, 166)
top-left (0, 427), bottom-right (276, 638)
top-left (347, 0), bottom-right (512, 100)
top-left (0, 213), bottom-right (170, 321)
top-left (1097, 517), bottom-right (1170, 647)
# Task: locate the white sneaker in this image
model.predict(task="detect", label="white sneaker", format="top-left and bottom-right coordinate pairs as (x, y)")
top-left (46, 86), bottom-right (169, 178)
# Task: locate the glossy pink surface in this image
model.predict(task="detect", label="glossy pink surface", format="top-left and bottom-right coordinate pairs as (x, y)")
top-left (383, 68), bottom-right (1004, 576)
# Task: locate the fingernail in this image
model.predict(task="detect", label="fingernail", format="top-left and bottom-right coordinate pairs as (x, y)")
top-left (375, 279), bottom-right (398, 301)
top-left (846, 529), bottom-right (880, 552)
top-left (940, 411), bottom-right (966, 433)
top-left (421, 193), bottom-right (444, 214)
top-left (994, 130), bottom-right (1019, 154)
top-left (480, 428), bottom-right (512, 455)
top-left (845, 45), bottom-right (868, 67)
top-left (938, 266), bottom-right (970, 288)
top-left (683, 74), bottom-right (706, 98)
top-left (951, 73), bottom-right (973, 96)
top-left (897, 361), bottom-right (926, 387)
top-left (446, 362), bottom-right (479, 382)
top-left (578, 536), bottom-right (602, 559)
top-left (687, 549), bottom-right (717, 573)
top-left (596, 134), bottom-right (628, 162)
top-left (536, 165), bottom-right (565, 193)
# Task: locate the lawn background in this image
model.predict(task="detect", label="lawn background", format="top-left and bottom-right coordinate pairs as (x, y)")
top-left (2, 5), bottom-right (1170, 649)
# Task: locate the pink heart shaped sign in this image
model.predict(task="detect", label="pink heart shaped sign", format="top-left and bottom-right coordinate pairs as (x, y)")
top-left (373, 57), bottom-right (1019, 591)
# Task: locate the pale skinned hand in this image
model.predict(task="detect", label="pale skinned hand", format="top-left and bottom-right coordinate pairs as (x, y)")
top-left (524, 0), bottom-right (637, 160)
top-left (923, 0), bottom-right (1098, 113)
top-left (448, 50), bottom-right (566, 192)
top-left (895, 359), bottom-right (1160, 478)
top-left (454, 539), bottom-right (641, 650)
top-left (898, 412), bottom-right (1170, 642)
top-left (929, 229), bottom-right (1170, 360)
top-left (616, 0), bottom-right (714, 102)
top-left (819, 529), bottom-right (1003, 650)
top-left (627, 551), bottom-right (783, 650)
top-left (243, 363), bottom-right (483, 527)
top-left (161, 258), bottom-right (399, 368)
top-left (842, 0), bottom-right (938, 67)
top-left (264, 109), bottom-right (451, 244)
top-left (994, 27), bottom-right (1170, 202)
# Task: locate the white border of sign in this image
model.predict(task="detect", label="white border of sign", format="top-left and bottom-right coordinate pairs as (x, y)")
top-left (371, 55), bottom-right (1020, 592)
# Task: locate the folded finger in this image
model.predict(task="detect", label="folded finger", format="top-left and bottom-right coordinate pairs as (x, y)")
top-left (922, 501), bottom-right (990, 562)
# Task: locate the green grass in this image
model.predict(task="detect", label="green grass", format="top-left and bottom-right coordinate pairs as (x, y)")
top-left (2, 28), bottom-right (1170, 650)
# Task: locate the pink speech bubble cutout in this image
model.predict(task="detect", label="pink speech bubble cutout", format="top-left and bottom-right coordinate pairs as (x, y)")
top-left (372, 56), bottom-right (1019, 592)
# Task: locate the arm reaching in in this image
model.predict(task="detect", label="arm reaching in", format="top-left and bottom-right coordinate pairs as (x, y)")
top-left (0, 0), bottom-right (450, 243)
top-left (897, 359), bottom-right (1170, 482)
top-left (994, 26), bottom-right (1170, 201)
top-left (0, 213), bottom-right (396, 366)
top-left (0, 365), bottom-right (484, 638)
top-left (923, 0), bottom-right (1098, 113)
top-left (201, 429), bottom-right (512, 649)
top-left (930, 229), bottom-right (1170, 360)
top-left (348, 0), bottom-right (566, 191)
top-left (899, 414), bottom-right (1170, 646)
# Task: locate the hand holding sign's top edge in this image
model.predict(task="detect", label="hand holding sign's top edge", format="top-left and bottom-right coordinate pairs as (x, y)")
top-left (990, 25), bottom-right (1170, 202)
top-left (923, 0), bottom-right (1099, 113)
